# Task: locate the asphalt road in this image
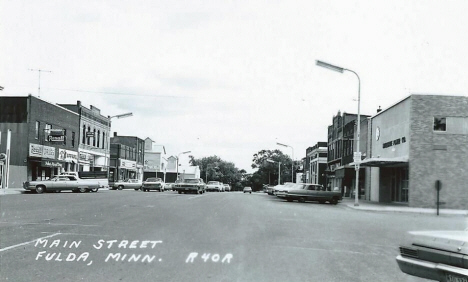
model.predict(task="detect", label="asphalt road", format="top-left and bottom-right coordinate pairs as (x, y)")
top-left (0, 190), bottom-right (465, 282)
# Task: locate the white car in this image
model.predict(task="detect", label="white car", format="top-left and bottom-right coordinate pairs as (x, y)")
top-left (206, 181), bottom-right (224, 192)
top-left (113, 179), bottom-right (142, 190)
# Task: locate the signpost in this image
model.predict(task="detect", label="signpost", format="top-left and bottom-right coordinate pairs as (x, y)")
top-left (435, 180), bottom-right (442, 216)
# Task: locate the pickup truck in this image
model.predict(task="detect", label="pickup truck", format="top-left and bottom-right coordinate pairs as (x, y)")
top-left (276, 183), bottom-right (342, 204)
top-left (23, 174), bottom-right (101, 194)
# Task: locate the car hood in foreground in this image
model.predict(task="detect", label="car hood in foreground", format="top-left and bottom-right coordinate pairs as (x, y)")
top-left (407, 230), bottom-right (468, 254)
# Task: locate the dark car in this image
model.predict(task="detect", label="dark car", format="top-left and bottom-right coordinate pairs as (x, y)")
top-left (397, 230), bottom-right (468, 281)
top-left (276, 183), bottom-right (342, 204)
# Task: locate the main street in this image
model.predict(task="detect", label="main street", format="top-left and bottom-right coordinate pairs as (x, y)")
top-left (0, 190), bottom-right (465, 282)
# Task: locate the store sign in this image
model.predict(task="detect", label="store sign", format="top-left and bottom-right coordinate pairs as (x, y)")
top-left (42, 145), bottom-right (56, 159)
top-left (58, 149), bottom-right (78, 162)
top-left (79, 152), bottom-right (91, 163)
top-left (47, 129), bottom-right (65, 142)
top-left (41, 160), bottom-right (62, 168)
top-left (120, 159), bottom-right (137, 169)
top-left (29, 143), bottom-right (43, 157)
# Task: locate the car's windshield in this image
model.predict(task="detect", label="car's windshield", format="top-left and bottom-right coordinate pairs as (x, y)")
top-left (184, 179), bottom-right (199, 184)
top-left (207, 181), bottom-right (218, 184)
top-left (146, 178), bottom-right (158, 182)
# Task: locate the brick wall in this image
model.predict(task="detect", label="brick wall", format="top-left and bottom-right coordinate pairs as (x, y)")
top-left (409, 95), bottom-right (468, 209)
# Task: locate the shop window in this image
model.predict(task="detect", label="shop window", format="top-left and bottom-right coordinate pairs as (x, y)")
top-left (97, 130), bottom-right (100, 148)
top-left (93, 129), bottom-right (96, 146)
top-left (434, 117), bottom-right (446, 131)
top-left (35, 121), bottom-right (40, 139)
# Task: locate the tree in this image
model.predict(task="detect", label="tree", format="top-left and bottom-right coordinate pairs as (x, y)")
top-left (249, 149), bottom-right (292, 190)
top-left (189, 155), bottom-right (244, 189)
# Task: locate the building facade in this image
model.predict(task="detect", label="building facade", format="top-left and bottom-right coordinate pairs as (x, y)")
top-left (143, 137), bottom-right (168, 181)
top-left (59, 101), bottom-right (111, 172)
top-left (361, 94), bottom-right (468, 209)
top-left (109, 134), bottom-right (145, 185)
top-left (0, 95), bottom-right (79, 187)
top-left (304, 142), bottom-right (328, 186)
top-left (326, 111), bottom-right (370, 196)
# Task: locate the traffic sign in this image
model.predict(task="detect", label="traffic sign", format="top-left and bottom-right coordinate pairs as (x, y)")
top-left (353, 152), bottom-right (362, 163)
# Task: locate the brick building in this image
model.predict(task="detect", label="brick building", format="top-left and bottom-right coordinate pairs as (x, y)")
top-left (59, 101), bottom-right (111, 172)
top-left (109, 134), bottom-right (145, 185)
top-left (360, 94), bottom-right (468, 209)
top-left (326, 111), bottom-right (370, 196)
top-left (304, 142), bottom-right (328, 186)
top-left (0, 95), bottom-right (79, 187)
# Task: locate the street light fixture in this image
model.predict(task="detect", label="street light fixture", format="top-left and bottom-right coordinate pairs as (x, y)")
top-left (176, 151), bottom-right (191, 181)
top-left (106, 112), bottom-right (133, 182)
top-left (266, 159), bottom-right (281, 186)
top-left (276, 142), bottom-right (294, 183)
top-left (316, 60), bottom-right (361, 207)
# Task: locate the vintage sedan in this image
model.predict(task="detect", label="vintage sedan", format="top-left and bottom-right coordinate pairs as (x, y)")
top-left (112, 179), bottom-right (142, 190)
top-left (277, 184), bottom-right (342, 204)
top-left (206, 181), bottom-right (224, 192)
top-left (141, 177), bottom-right (165, 192)
top-left (174, 178), bottom-right (206, 194)
top-left (397, 230), bottom-right (468, 281)
top-left (243, 187), bottom-right (252, 194)
top-left (23, 175), bottom-right (98, 193)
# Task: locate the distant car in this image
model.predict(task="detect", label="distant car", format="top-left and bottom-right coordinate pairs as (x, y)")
top-left (113, 179), bottom-right (142, 190)
top-left (267, 185), bottom-right (277, 195)
top-left (174, 178), bottom-right (206, 194)
top-left (164, 183), bottom-right (173, 191)
top-left (141, 178), bottom-right (164, 192)
top-left (397, 230), bottom-right (468, 281)
top-left (243, 187), bottom-right (252, 194)
top-left (206, 181), bottom-right (224, 192)
top-left (277, 184), bottom-right (342, 204)
top-left (223, 184), bottom-right (231, 192)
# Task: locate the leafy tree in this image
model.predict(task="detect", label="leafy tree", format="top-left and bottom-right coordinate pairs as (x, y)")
top-left (249, 149), bottom-right (293, 190)
top-left (189, 155), bottom-right (244, 190)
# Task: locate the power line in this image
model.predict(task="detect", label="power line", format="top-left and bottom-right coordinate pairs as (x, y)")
top-left (45, 87), bottom-right (191, 98)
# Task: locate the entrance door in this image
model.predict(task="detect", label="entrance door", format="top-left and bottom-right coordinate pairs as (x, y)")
top-left (391, 167), bottom-right (409, 203)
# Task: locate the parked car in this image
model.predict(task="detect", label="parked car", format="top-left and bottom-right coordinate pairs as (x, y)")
top-left (274, 182), bottom-right (296, 195)
top-left (164, 182), bottom-right (173, 191)
top-left (206, 181), bottom-right (224, 192)
top-left (141, 177), bottom-right (164, 192)
top-left (396, 230), bottom-right (468, 281)
top-left (243, 187), bottom-right (252, 194)
top-left (173, 178), bottom-right (206, 194)
top-left (223, 184), bottom-right (231, 192)
top-left (23, 175), bottom-right (100, 194)
top-left (112, 179), bottom-right (142, 190)
top-left (276, 183), bottom-right (342, 204)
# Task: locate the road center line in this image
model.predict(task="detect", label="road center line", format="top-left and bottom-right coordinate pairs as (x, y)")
top-left (0, 232), bottom-right (61, 252)
top-left (0, 221), bottom-right (99, 227)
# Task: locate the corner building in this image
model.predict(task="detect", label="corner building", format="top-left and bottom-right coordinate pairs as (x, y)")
top-left (0, 95), bottom-right (79, 187)
top-left (361, 94), bottom-right (468, 209)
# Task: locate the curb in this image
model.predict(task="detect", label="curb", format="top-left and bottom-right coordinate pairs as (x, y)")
top-left (343, 202), bottom-right (468, 216)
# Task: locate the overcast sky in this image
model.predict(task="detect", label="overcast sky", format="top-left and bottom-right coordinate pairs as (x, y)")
top-left (2, 0), bottom-right (467, 172)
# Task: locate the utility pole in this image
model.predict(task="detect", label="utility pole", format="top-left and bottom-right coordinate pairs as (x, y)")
top-left (29, 69), bottom-right (52, 98)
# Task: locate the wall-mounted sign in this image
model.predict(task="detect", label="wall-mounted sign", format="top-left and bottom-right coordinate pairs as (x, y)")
top-left (86, 132), bottom-right (95, 138)
top-left (382, 137), bottom-right (406, 149)
top-left (58, 149), bottom-right (78, 162)
top-left (120, 159), bottom-right (137, 169)
top-left (46, 129), bottom-right (65, 143)
top-left (29, 144), bottom-right (56, 159)
top-left (41, 160), bottom-right (63, 168)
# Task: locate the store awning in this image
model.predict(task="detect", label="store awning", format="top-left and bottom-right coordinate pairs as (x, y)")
top-left (350, 156), bottom-right (409, 167)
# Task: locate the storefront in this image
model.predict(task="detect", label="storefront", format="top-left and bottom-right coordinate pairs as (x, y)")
top-left (28, 143), bottom-right (76, 181)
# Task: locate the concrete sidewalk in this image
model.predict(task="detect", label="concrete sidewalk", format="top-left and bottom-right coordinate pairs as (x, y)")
top-left (341, 198), bottom-right (468, 216)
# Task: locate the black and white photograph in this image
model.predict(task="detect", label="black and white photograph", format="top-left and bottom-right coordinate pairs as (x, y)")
top-left (1, 1), bottom-right (467, 281)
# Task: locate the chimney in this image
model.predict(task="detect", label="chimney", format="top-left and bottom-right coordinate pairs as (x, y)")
top-left (114, 132), bottom-right (118, 137)
top-left (377, 106), bottom-right (382, 113)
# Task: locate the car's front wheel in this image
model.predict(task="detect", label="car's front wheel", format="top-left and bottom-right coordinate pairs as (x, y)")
top-left (79, 187), bottom-right (88, 193)
top-left (35, 185), bottom-right (46, 194)
top-left (91, 188), bottom-right (98, 193)
top-left (118, 185), bottom-right (124, 190)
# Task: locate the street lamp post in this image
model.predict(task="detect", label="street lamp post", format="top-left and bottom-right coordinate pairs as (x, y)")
top-left (106, 112), bottom-right (133, 183)
top-left (176, 151), bottom-right (191, 181)
top-left (277, 142), bottom-right (294, 183)
top-left (267, 159), bottom-right (281, 186)
top-left (316, 60), bottom-right (361, 206)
